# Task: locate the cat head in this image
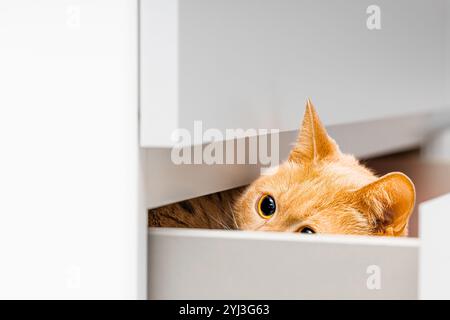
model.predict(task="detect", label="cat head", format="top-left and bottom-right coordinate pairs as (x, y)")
top-left (234, 99), bottom-right (415, 236)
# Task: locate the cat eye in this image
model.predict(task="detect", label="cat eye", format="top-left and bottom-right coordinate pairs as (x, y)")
top-left (257, 194), bottom-right (276, 219)
top-left (300, 227), bottom-right (316, 234)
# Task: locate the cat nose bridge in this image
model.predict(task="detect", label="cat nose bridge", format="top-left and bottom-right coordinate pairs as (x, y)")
top-left (281, 207), bottom-right (311, 230)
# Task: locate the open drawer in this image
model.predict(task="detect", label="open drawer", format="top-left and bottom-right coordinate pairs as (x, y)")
top-left (148, 228), bottom-right (419, 299)
top-left (147, 154), bottom-right (450, 300)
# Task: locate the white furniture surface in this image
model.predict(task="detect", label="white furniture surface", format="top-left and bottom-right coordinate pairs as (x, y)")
top-left (141, 0), bottom-right (447, 147)
top-left (0, 0), bottom-right (145, 299)
top-left (148, 228), bottom-right (419, 299)
top-left (419, 193), bottom-right (450, 299)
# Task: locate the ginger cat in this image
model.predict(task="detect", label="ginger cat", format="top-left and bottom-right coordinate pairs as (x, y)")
top-left (149, 100), bottom-right (415, 236)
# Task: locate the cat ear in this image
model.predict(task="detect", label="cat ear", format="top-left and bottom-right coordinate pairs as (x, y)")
top-left (288, 99), bottom-right (339, 163)
top-left (353, 172), bottom-right (415, 236)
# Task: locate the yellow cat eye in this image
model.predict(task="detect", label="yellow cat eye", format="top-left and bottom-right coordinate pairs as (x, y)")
top-left (257, 194), bottom-right (276, 219)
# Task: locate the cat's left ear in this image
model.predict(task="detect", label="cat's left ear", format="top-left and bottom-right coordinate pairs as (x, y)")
top-left (289, 99), bottom-right (340, 163)
top-left (353, 172), bottom-right (416, 236)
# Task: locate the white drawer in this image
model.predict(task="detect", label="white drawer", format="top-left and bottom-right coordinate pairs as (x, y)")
top-left (140, 0), bottom-right (447, 148)
top-left (148, 228), bottom-right (419, 299)
top-left (148, 188), bottom-right (450, 300)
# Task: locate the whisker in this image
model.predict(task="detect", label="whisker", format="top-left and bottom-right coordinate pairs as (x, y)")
top-left (207, 210), bottom-right (230, 230)
top-left (226, 200), bottom-right (239, 230)
top-left (253, 222), bottom-right (266, 231)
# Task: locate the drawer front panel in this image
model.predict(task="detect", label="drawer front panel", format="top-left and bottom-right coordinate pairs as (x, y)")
top-left (148, 229), bottom-right (419, 299)
top-left (141, 0), bottom-right (446, 147)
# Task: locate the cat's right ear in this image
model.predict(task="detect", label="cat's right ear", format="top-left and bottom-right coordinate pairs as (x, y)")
top-left (288, 99), bottom-right (339, 163)
top-left (353, 172), bottom-right (416, 236)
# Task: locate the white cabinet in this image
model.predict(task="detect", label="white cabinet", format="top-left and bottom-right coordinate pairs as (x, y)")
top-left (140, 0), bottom-right (447, 148)
top-left (2, 0), bottom-right (450, 300)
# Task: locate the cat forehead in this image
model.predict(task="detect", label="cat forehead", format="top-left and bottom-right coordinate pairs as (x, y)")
top-left (260, 158), bottom-right (375, 190)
